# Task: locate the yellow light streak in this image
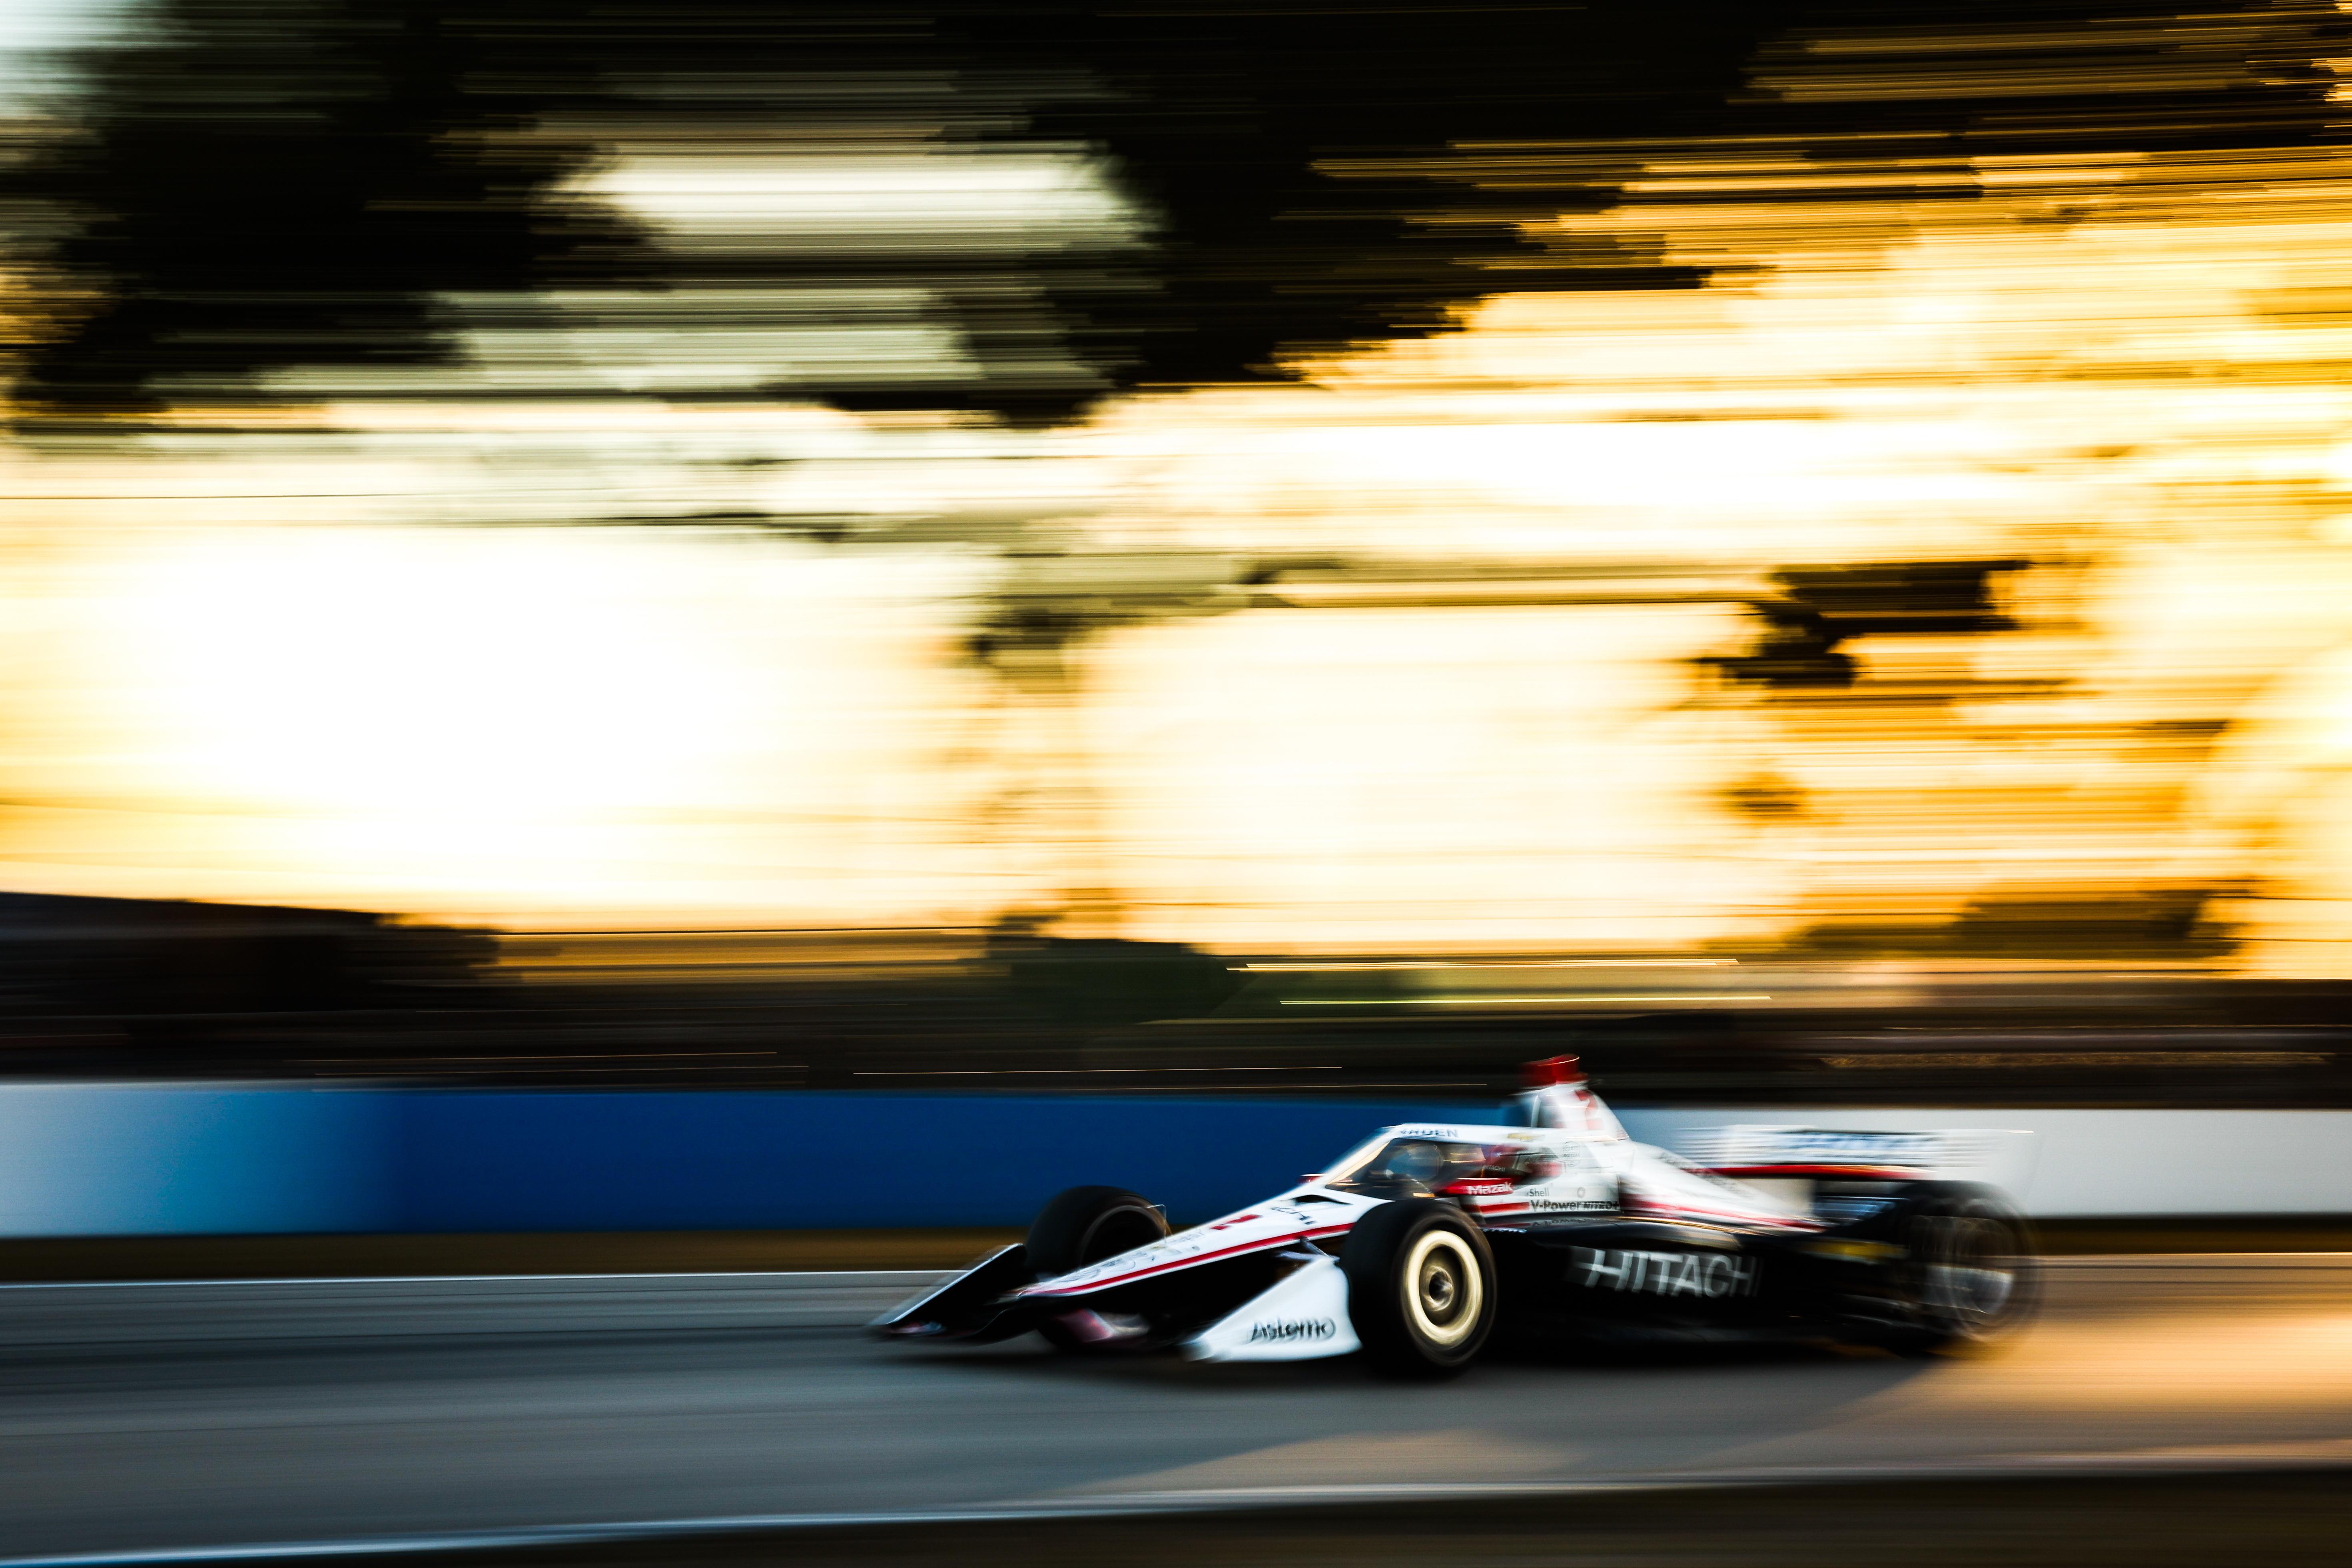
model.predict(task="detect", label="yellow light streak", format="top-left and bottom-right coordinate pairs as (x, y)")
top-left (1237, 959), bottom-right (1739, 972)
top-left (1281, 994), bottom-right (1775, 1006)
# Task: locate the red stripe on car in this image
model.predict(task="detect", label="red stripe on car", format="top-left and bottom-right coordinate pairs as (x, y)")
top-left (1018, 1224), bottom-right (1355, 1297)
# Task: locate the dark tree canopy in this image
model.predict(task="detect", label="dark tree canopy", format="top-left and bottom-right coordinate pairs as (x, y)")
top-left (922, 0), bottom-right (1806, 419)
top-left (8, 0), bottom-right (649, 413)
top-left (9, 0), bottom-right (2348, 422)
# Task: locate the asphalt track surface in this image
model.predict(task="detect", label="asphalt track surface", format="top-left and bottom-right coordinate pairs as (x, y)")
top-left (1, 1257), bottom-right (2348, 1562)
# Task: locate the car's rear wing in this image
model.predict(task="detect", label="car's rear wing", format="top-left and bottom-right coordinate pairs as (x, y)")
top-left (1681, 1125), bottom-right (2038, 1196)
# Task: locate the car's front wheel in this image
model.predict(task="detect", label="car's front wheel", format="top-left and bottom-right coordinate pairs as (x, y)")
top-left (1027, 1185), bottom-right (1169, 1351)
top-left (1026, 1185), bottom-right (1169, 1279)
top-left (1340, 1199), bottom-right (1496, 1379)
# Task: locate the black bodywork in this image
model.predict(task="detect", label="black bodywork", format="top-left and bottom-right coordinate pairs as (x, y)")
top-left (1481, 1183), bottom-right (1960, 1345)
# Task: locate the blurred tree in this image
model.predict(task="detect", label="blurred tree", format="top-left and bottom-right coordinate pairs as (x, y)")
top-left (10, 0), bottom-right (2348, 419)
top-left (7, 0), bottom-right (648, 415)
top-left (911, 0), bottom-right (1806, 420)
top-left (6, 0), bottom-right (1796, 420)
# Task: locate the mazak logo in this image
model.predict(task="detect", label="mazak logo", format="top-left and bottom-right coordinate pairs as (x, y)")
top-left (1247, 1318), bottom-right (1337, 1343)
top-left (1570, 1247), bottom-right (1758, 1299)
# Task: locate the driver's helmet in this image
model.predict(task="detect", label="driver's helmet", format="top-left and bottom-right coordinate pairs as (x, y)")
top-left (1442, 1143), bottom-right (1494, 1181)
top-left (1501, 1147), bottom-right (1563, 1184)
top-left (1384, 1140), bottom-right (1447, 1186)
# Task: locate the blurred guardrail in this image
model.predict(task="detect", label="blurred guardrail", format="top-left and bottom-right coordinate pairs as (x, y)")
top-left (0, 1085), bottom-right (2346, 1236)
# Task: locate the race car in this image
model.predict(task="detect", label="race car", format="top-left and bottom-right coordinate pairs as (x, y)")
top-left (869, 1057), bottom-right (2038, 1378)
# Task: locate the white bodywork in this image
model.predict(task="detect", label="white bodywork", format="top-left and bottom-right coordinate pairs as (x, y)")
top-left (1024, 1077), bottom-right (1829, 1363)
top-left (1182, 1251), bottom-right (1362, 1362)
top-left (1682, 1125), bottom-right (2039, 1201)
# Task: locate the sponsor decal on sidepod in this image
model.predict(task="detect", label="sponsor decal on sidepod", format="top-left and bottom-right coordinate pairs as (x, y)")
top-left (1572, 1247), bottom-right (1758, 1299)
top-left (1247, 1318), bottom-right (1339, 1344)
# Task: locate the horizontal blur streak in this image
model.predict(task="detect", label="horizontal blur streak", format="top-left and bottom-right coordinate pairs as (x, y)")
top-left (8, 0), bottom-right (2352, 989)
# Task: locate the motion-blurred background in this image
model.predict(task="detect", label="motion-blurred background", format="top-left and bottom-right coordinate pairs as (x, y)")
top-left (5, 0), bottom-right (2352, 1109)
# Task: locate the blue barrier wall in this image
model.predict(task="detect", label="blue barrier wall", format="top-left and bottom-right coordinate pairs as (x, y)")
top-left (385, 1091), bottom-right (1493, 1232)
top-left (0, 1085), bottom-right (393, 1236)
top-left (5, 1085), bottom-right (2348, 1236)
top-left (0, 1086), bottom-right (1490, 1236)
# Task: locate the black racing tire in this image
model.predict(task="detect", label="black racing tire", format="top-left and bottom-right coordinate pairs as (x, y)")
top-left (1340, 1199), bottom-right (1496, 1379)
top-left (1880, 1183), bottom-right (2041, 1356)
top-left (1027, 1185), bottom-right (1170, 1279)
top-left (1027, 1185), bottom-right (1169, 1351)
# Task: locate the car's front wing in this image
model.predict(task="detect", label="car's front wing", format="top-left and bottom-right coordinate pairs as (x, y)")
top-left (866, 1235), bottom-right (1366, 1361)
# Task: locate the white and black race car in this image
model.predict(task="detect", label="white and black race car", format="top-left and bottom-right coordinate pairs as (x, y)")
top-left (870, 1058), bottom-right (2038, 1378)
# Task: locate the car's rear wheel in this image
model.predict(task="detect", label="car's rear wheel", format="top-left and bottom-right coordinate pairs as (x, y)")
top-left (1027, 1185), bottom-right (1169, 1351)
top-left (1341, 1199), bottom-right (1496, 1379)
top-left (1883, 1186), bottom-right (2039, 1355)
